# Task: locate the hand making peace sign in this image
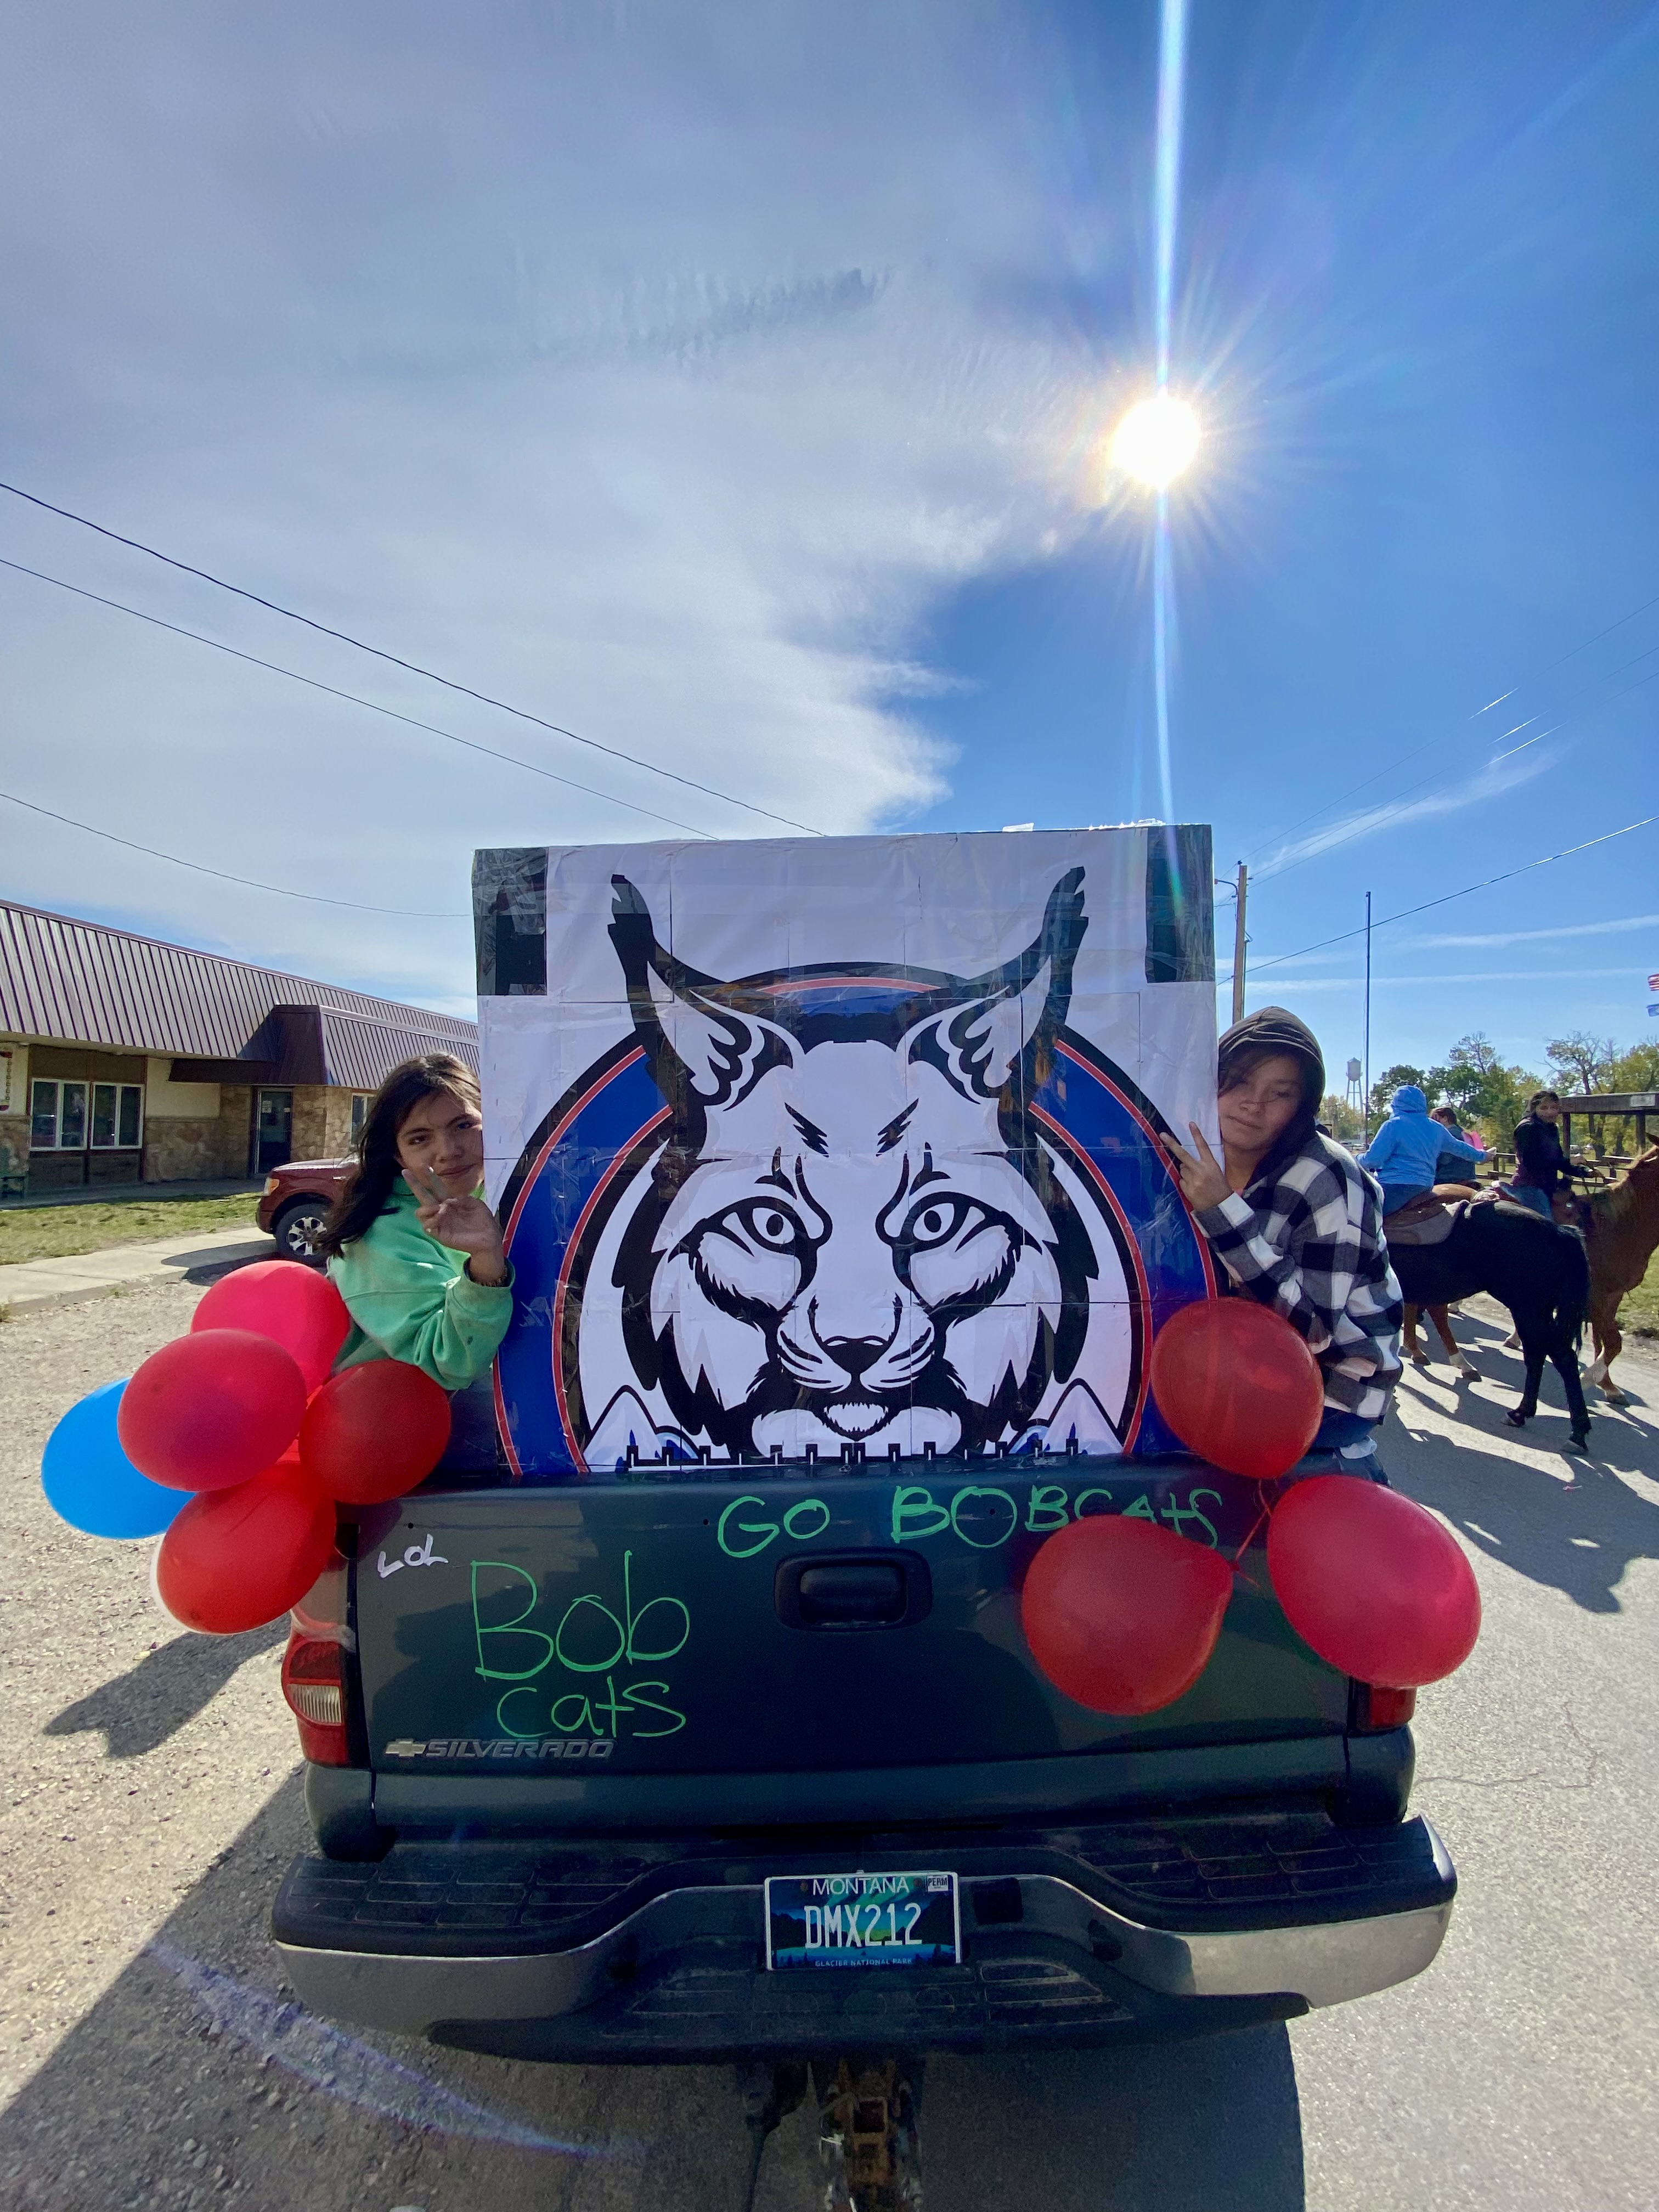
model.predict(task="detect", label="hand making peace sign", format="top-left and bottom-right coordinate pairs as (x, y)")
top-left (1161, 1123), bottom-right (1232, 1213)
top-left (403, 1164), bottom-right (511, 1285)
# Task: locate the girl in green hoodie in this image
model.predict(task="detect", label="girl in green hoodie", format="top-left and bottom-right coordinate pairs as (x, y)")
top-left (317, 1054), bottom-right (513, 1398)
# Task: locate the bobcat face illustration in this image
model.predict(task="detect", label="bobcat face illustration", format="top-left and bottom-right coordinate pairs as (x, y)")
top-left (598, 870), bottom-right (1104, 1459)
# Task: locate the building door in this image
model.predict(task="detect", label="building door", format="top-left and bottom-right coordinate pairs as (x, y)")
top-left (255, 1088), bottom-right (294, 1174)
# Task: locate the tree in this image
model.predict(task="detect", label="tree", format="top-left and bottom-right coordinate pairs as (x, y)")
top-left (1472, 1063), bottom-right (1543, 1149)
top-left (1545, 1031), bottom-right (1617, 1095)
top-left (1427, 1058), bottom-right (1487, 1121)
top-left (1609, 1041), bottom-right (1659, 1092)
top-left (1448, 1032), bottom-right (1500, 1076)
top-left (1321, 1093), bottom-right (1364, 1146)
top-left (1577, 1041), bottom-right (1659, 1156)
top-left (1424, 1037), bottom-right (1542, 1149)
top-left (1367, 1063), bottom-right (1428, 1121)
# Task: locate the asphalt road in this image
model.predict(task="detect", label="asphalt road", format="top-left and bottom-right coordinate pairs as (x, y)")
top-left (1, 1278), bottom-right (1655, 2212)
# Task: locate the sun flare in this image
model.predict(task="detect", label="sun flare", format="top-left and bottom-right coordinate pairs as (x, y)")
top-left (1110, 393), bottom-right (1201, 489)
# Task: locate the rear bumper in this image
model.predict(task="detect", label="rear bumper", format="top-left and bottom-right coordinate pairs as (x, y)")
top-left (274, 1810), bottom-right (1455, 2062)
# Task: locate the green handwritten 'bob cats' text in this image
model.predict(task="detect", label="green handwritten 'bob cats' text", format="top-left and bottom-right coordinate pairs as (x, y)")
top-left (471, 1550), bottom-right (690, 1741)
top-left (715, 1483), bottom-right (1222, 1560)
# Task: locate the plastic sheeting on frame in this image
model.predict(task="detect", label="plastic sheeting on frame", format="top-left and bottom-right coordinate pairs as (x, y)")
top-left (476, 827), bottom-right (1219, 1476)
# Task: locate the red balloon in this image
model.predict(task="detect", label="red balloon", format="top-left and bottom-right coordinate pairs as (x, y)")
top-left (193, 1262), bottom-right (351, 1393)
top-left (1267, 1476), bottom-right (1481, 1687)
top-left (1021, 1514), bottom-right (1236, 1715)
top-left (155, 1458), bottom-right (336, 1634)
top-left (298, 1360), bottom-right (452, 1504)
top-left (118, 1329), bottom-right (307, 1492)
top-left (1149, 1299), bottom-right (1324, 1479)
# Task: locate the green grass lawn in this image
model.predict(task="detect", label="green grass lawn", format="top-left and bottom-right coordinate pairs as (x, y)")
top-left (0, 1194), bottom-right (261, 1266)
top-left (1622, 1247), bottom-right (1659, 1338)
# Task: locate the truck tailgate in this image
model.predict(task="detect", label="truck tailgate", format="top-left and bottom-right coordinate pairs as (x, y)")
top-left (354, 1459), bottom-right (1347, 1792)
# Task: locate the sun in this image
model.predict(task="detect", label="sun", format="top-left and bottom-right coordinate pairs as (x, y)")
top-left (1110, 392), bottom-right (1201, 489)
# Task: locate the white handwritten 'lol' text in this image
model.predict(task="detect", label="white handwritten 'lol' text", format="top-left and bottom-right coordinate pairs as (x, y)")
top-left (376, 1532), bottom-right (449, 1579)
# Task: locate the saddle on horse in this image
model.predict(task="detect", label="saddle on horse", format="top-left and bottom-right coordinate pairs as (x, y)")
top-left (1383, 1190), bottom-right (1463, 1247)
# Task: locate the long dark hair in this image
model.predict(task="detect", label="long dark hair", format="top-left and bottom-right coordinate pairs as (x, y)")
top-left (1216, 1006), bottom-right (1326, 1187)
top-left (317, 1054), bottom-right (482, 1257)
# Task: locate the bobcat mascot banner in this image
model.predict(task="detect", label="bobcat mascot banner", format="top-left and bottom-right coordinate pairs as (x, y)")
top-left (475, 828), bottom-right (1219, 1477)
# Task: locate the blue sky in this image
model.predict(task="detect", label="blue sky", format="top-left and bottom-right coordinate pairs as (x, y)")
top-left (1, 0), bottom-right (1655, 1082)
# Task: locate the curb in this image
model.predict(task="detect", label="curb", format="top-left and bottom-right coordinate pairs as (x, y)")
top-left (0, 1234), bottom-right (278, 1319)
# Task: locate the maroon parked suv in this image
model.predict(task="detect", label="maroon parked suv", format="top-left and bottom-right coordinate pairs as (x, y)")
top-left (257, 1158), bottom-right (353, 1263)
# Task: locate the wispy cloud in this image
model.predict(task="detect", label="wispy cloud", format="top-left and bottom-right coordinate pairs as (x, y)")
top-left (1252, 747), bottom-right (1556, 879)
top-left (0, 3), bottom-right (1112, 1007)
top-left (1241, 966), bottom-right (1646, 992)
top-left (1408, 913), bottom-right (1659, 950)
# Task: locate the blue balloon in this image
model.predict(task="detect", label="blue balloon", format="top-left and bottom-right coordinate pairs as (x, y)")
top-left (42, 1379), bottom-right (190, 1539)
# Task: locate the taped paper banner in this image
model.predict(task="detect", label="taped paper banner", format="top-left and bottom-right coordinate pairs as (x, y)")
top-left (475, 828), bottom-right (1219, 1475)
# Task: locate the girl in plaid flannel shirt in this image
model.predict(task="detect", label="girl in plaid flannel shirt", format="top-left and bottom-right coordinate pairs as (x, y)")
top-left (1163, 1007), bottom-right (1403, 1478)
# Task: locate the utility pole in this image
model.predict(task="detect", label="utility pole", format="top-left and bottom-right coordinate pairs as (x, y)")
top-left (1231, 862), bottom-right (1248, 1026)
top-left (1363, 890), bottom-right (1373, 1140)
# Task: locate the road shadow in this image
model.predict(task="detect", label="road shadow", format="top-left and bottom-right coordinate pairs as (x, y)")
top-left (180, 1246), bottom-right (275, 1286)
top-left (1389, 1314), bottom-right (1659, 1614)
top-left (42, 1621), bottom-right (285, 1758)
top-left (918, 2030), bottom-right (1303, 2211)
top-left (0, 1773), bottom-right (1306, 2212)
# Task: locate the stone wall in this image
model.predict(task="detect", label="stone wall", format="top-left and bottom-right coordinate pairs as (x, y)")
top-left (321, 1088), bottom-right (364, 1159)
top-left (143, 1086), bottom-right (253, 1182)
top-left (0, 1039), bottom-right (25, 1186)
top-left (0, 1112), bottom-right (28, 1186)
top-left (290, 1087), bottom-right (330, 1163)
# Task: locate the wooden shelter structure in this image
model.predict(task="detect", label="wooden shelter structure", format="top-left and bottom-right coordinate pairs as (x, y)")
top-left (1558, 1091), bottom-right (1659, 1158)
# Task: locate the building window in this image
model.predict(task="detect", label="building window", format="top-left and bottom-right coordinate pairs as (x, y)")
top-left (31, 1080), bottom-right (58, 1149)
top-left (30, 1079), bottom-right (143, 1150)
top-left (60, 1081), bottom-right (87, 1150)
top-left (91, 1084), bottom-right (145, 1149)
top-left (350, 1094), bottom-right (371, 1144)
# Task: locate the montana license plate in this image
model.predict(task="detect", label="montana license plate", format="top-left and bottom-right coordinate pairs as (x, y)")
top-left (764, 1871), bottom-right (960, 1970)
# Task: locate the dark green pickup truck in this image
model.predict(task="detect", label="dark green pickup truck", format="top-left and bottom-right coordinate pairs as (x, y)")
top-left (271, 827), bottom-right (1452, 2198)
top-left (273, 1450), bottom-right (1452, 2066)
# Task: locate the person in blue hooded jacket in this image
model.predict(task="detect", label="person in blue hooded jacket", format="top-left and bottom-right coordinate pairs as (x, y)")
top-left (1359, 1086), bottom-right (1483, 1217)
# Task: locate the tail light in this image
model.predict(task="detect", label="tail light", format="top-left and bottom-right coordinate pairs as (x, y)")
top-left (282, 1551), bottom-right (354, 1765)
top-left (1352, 1683), bottom-right (1417, 1732)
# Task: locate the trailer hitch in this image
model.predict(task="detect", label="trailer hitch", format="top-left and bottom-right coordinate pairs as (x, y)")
top-left (734, 2054), bottom-right (924, 2212)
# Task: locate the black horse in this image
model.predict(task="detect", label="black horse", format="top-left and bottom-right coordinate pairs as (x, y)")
top-left (1389, 1199), bottom-right (1592, 1451)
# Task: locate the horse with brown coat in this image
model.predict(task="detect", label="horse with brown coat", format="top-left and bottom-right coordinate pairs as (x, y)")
top-left (1570, 1145), bottom-right (1659, 1404)
top-left (1400, 1147), bottom-right (1659, 1418)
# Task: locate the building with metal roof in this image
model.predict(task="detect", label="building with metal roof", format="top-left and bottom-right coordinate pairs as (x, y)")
top-left (0, 900), bottom-right (476, 1196)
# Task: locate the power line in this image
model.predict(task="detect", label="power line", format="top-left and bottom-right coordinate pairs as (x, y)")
top-left (1243, 586), bottom-right (1659, 866)
top-left (1477, 584), bottom-right (1659, 701)
top-left (0, 477), bottom-right (828, 837)
top-left (1246, 810), bottom-right (1659, 975)
top-left (0, 789), bottom-right (467, 917)
top-left (1254, 655), bottom-right (1659, 891)
top-left (0, 555), bottom-right (709, 837)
